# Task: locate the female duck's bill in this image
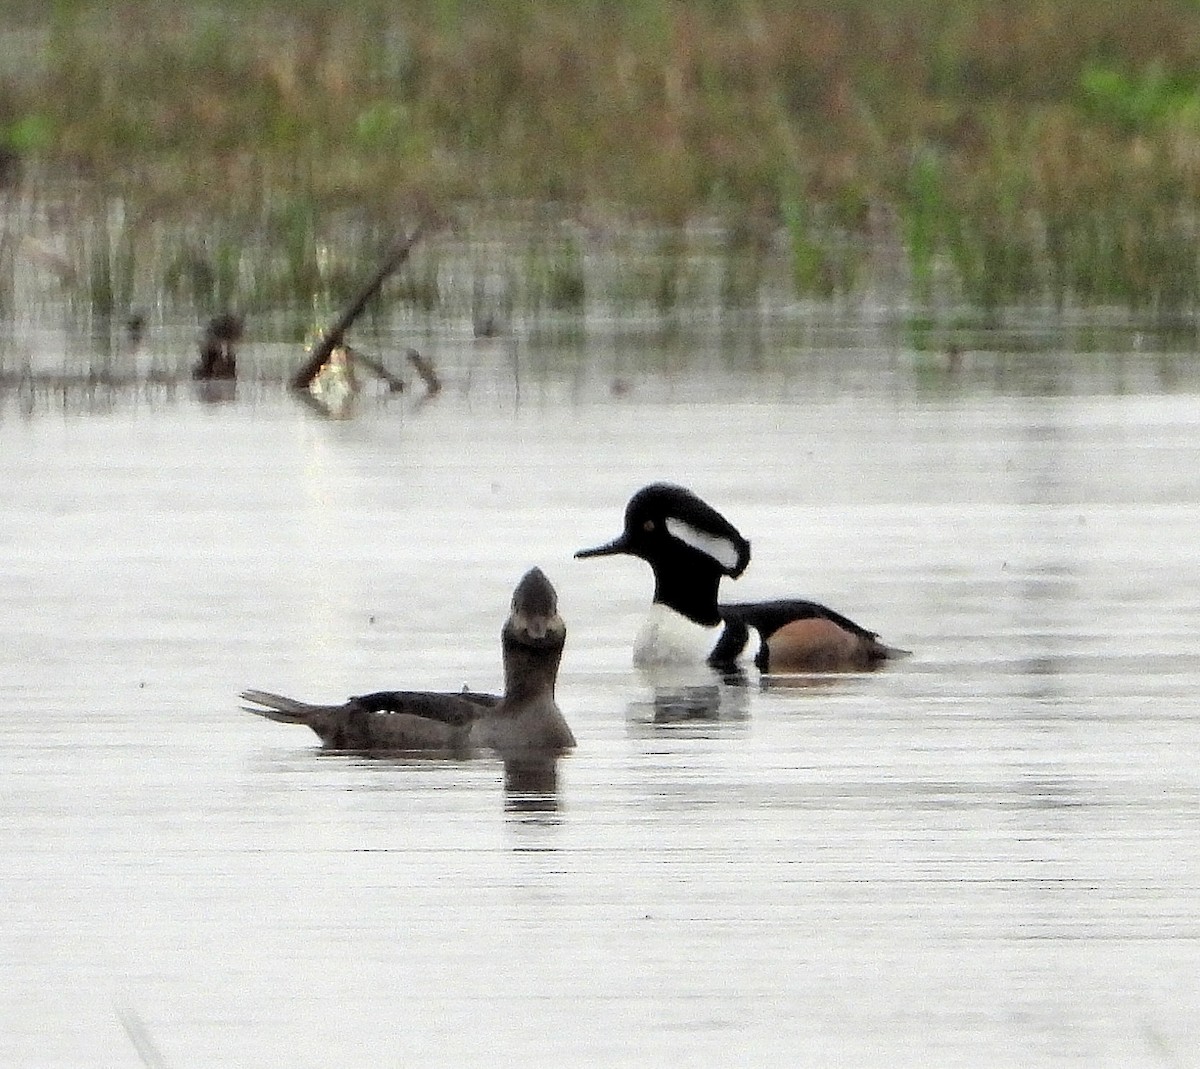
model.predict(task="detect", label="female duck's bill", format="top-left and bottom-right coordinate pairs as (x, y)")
top-left (241, 566), bottom-right (575, 757)
top-left (576, 483), bottom-right (909, 673)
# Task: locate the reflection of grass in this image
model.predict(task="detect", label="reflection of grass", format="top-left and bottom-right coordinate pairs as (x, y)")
top-left (2, 2), bottom-right (1200, 318)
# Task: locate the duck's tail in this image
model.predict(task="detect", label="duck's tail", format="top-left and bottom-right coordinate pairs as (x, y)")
top-left (872, 641), bottom-right (913, 662)
top-left (240, 689), bottom-right (347, 724)
top-left (241, 686), bottom-right (479, 752)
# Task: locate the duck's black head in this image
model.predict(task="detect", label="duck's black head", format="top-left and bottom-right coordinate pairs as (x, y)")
top-left (575, 483), bottom-right (751, 579)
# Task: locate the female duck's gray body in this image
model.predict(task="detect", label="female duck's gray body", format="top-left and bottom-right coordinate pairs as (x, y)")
top-left (241, 567), bottom-right (575, 757)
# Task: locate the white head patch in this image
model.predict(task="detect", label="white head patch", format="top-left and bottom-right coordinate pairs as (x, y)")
top-left (665, 516), bottom-right (741, 571)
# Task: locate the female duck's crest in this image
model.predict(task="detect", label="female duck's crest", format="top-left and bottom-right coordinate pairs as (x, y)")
top-left (505, 566), bottom-right (564, 646)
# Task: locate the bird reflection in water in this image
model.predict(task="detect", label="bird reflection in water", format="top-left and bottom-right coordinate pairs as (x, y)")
top-left (756, 671), bottom-right (851, 693)
top-left (503, 756), bottom-right (562, 814)
top-left (627, 665), bottom-right (751, 731)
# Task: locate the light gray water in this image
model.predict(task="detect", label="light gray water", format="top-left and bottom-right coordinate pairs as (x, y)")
top-left (2, 335), bottom-right (1199, 1067)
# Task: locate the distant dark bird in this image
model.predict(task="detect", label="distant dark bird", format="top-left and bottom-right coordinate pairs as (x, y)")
top-left (192, 312), bottom-right (243, 381)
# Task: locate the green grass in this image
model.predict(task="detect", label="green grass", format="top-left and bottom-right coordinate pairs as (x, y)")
top-left (1, 0), bottom-right (1199, 322)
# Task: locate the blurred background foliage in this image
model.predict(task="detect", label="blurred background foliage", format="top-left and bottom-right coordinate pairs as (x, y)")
top-left (1, 0), bottom-right (1199, 319)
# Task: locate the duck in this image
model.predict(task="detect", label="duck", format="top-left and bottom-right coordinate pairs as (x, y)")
top-left (192, 312), bottom-right (242, 381)
top-left (575, 483), bottom-right (908, 673)
top-left (241, 567), bottom-right (575, 757)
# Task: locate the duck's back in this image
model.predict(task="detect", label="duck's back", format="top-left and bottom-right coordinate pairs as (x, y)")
top-left (241, 689), bottom-right (480, 752)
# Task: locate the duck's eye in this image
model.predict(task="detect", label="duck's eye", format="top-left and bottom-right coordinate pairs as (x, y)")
top-left (643, 519), bottom-right (655, 532)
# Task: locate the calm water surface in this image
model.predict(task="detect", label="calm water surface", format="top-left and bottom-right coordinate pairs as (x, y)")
top-left (2, 335), bottom-right (1199, 1067)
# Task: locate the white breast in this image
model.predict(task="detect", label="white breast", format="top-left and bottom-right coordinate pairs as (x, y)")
top-left (632, 604), bottom-right (720, 667)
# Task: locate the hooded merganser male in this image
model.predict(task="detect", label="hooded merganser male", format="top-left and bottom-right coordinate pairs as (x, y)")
top-left (576, 483), bottom-right (908, 673)
top-left (241, 567), bottom-right (575, 756)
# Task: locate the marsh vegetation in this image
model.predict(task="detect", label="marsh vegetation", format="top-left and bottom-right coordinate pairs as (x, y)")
top-left (1, 1), bottom-right (1199, 341)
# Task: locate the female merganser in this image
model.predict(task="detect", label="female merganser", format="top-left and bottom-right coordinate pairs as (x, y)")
top-left (576, 484), bottom-right (908, 673)
top-left (241, 567), bottom-right (575, 756)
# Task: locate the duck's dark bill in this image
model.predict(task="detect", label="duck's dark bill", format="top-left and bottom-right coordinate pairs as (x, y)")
top-left (575, 536), bottom-right (629, 559)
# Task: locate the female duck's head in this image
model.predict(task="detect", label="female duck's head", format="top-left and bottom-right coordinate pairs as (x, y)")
top-left (501, 567), bottom-right (566, 695)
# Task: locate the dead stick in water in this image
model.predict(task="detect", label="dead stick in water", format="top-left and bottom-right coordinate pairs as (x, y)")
top-left (291, 222), bottom-right (429, 390)
top-left (343, 345), bottom-right (406, 392)
top-left (406, 348), bottom-right (441, 394)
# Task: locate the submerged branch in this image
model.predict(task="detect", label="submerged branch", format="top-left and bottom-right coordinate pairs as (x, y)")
top-left (291, 222), bottom-right (431, 390)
